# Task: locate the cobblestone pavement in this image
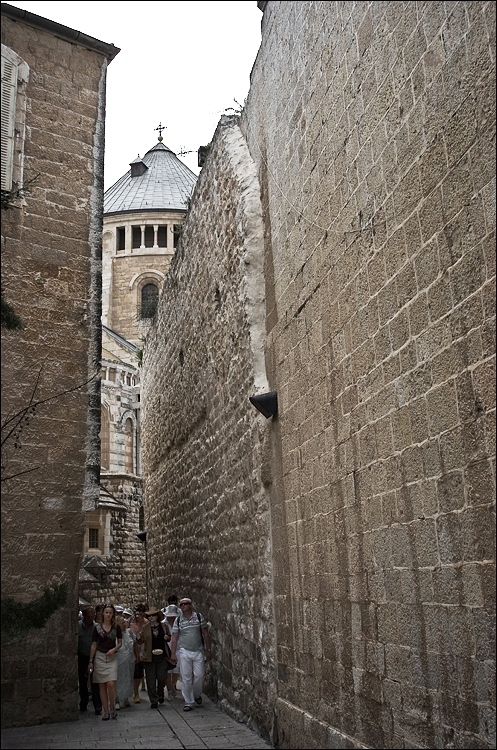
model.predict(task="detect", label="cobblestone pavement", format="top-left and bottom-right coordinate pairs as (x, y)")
top-left (0, 692), bottom-right (273, 749)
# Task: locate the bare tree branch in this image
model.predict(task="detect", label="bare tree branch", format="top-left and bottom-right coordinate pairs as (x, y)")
top-left (1, 369), bottom-right (99, 447)
top-left (1, 368), bottom-right (100, 484)
top-left (1, 465), bottom-right (41, 483)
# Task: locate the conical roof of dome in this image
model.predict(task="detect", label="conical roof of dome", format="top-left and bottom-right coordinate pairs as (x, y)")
top-left (104, 141), bottom-right (197, 215)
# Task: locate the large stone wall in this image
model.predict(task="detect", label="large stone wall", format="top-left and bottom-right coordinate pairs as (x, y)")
top-left (1, 10), bottom-right (116, 729)
top-left (142, 2), bottom-right (495, 749)
top-left (142, 117), bottom-right (276, 737)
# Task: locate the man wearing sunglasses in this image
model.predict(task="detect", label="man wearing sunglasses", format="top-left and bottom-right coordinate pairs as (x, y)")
top-left (169, 598), bottom-right (212, 711)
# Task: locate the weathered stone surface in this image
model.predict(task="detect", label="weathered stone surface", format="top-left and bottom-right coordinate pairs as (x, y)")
top-left (140, 2), bottom-right (495, 749)
top-left (1, 10), bottom-right (115, 730)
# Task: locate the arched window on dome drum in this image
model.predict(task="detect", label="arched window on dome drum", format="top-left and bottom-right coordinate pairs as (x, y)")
top-left (140, 283), bottom-right (158, 318)
top-left (125, 418), bottom-right (134, 474)
top-left (100, 405), bottom-right (110, 470)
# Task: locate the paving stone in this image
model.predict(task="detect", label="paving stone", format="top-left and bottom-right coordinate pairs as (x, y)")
top-left (0, 695), bottom-right (272, 750)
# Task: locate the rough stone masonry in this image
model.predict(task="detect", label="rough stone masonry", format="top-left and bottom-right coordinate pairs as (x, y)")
top-left (1, 6), bottom-right (118, 728)
top-left (142, 3), bottom-right (495, 749)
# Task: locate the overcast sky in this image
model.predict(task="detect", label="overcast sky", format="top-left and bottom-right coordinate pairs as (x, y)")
top-left (3, 1), bottom-right (263, 188)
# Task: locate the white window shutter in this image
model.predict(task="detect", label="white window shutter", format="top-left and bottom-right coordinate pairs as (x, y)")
top-left (1, 53), bottom-right (17, 191)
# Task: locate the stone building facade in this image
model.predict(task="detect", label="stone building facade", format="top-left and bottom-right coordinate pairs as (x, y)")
top-left (101, 141), bottom-right (196, 348)
top-left (79, 472), bottom-right (146, 607)
top-left (78, 323), bottom-right (146, 608)
top-left (1, 4), bottom-right (118, 729)
top-left (141, 2), bottom-right (495, 749)
top-left (78, 139), bottom-right (197, 608)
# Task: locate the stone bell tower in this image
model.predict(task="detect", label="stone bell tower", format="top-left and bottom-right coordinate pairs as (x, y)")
top-left (79, 127), bottom-right (197, 607)
top-left (102, 126), bottom-right (198, 346)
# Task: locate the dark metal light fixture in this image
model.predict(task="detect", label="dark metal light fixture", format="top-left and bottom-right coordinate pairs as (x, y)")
top-left (249, 391), bottom-right (278, 418)
top-left (136, 531), bottom-right (147, 542)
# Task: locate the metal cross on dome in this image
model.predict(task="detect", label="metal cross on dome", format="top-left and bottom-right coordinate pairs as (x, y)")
top-left (153, 121), bottom-right (196, 160)
top-left (155, 122), bottom-right (166, 141)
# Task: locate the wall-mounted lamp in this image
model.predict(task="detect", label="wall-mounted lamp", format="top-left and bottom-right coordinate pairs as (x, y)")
top-left (249, 391), bottom-right (278, 419)
top-left (136, 530), bottom-right (147, 542)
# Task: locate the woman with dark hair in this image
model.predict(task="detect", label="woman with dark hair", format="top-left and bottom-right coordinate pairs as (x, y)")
top-left (129, 603), bottom-right (148, 702)
top-left (163, 604), bottom-right (181, 699)
top-left (89, 604), bottom-right (122, 720)
top-left (115, 609), bottom-right (135, 709)
top-left (138, 606), bottom-right (172, 709)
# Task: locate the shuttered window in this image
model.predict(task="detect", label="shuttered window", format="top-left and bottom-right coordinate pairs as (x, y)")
top-left (1, 52), bottom-right (17, 191)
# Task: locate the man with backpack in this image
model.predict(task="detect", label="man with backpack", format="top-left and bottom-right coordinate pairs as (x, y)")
top-left (169, 597), bottom-right (212, 711)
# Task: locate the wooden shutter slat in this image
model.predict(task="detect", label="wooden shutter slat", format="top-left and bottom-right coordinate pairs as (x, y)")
top-left (1, 54), bottom-right (17, 191)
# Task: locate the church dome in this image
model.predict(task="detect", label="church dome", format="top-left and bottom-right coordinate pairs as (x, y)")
top-left (104, 141), bottom-right (197, 216)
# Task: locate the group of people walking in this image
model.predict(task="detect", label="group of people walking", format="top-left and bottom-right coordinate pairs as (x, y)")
top-left (77, 596), bottom-right (212, 720)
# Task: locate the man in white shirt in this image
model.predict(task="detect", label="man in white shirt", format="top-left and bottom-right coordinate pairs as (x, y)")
top-left (169, 597), bottom-right (212, 711)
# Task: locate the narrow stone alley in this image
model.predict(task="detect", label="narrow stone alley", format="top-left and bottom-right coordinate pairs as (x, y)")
top-left (0, 690), bottom-right (273, 749)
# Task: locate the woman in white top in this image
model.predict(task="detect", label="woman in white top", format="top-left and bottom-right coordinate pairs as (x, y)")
top-left (115, 608), bottom-right (135, 708)
top-left (163, 605), bottom-right (181, 698)
top-left (129, 604), bottom-right (148, 702)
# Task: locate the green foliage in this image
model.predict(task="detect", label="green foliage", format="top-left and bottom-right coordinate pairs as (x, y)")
top-left (1, 174), bottom-right (39, 211)
top-left (136, 336), bottom-right (146, 368)
top-left (1, 188), bottom-right (21, 211)
top-left (223, 98), bottom-right (244, 117)
top-left (1, 582), bottom-right (68, 642)
top-left (1, 292), bottom-right (24, 330)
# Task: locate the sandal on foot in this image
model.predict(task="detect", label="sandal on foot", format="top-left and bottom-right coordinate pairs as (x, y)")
top-left (183, 705), bottom-right (193, 711)
top-left (102, 712), bottom-right (110, 721)
top-left (194, 696), bottom-right (202, 705)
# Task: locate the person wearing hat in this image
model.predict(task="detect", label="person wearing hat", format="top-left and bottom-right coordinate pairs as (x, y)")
top-left (169, 598), bottom-right (212, 711)
top-left (163, 605), bottom-right (181, 699)
top-left (137, 607), bottom-right (173, 709)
